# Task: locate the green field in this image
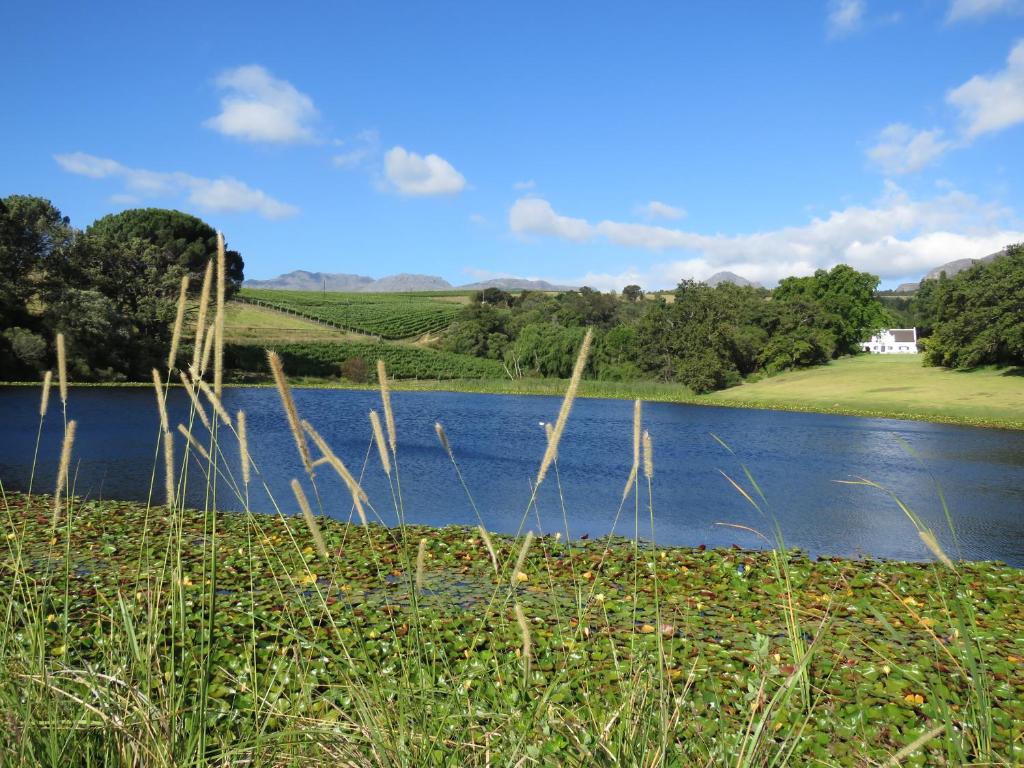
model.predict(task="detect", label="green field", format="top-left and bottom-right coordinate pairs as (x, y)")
top-left (705, 354), bottom-right (1024, 429)
top-left (239, 289), bottom-right (463, 339)
top-left (221, 302), bottom-right (372, 344)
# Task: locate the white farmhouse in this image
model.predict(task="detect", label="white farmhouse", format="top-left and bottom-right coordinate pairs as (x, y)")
top-left (862, 328), bottom-right (918, 354)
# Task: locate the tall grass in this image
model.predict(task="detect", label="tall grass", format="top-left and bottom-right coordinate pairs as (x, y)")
top-left (0, 264), bottom-right (1015, 767)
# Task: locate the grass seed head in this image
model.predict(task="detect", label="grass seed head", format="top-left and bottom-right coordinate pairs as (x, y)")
top-left (39, 370), bottom-right (53, 418)
top-left (214, 232), bottom-right (226, 396)
top-left (53, 419), bottom-right (77, 522)
top-left (369, 410), bottom-right (391, 475)
top-left (167, 274), bottom-right (189, 370)
top-left (434, 421), bottom-right (453, 458)
top-left (291, 478), bottom-right (328, 561)
top-left (192, 260), bottom-right (214, 371)
top-left (515, 603), bottom-right (532, 678)
top-left (416, 538), bottom-right (428, 591)
top-left (177, 423), bottom-right (210, 461)
top-left (237, 410), bottom-right (250, 485)
top-left (152, 368), bottom-right (169, 433)
top-left (643, 430), bottom-right (654, 479)
top-left (536, 328), bottom-right (592, 487)
top-left (267, 350), bottom-right (312, 472)
top-left (163, 429), bottom-right (175, 508)
top-left (56, 333), bottom-right (68, 403)
top-left (376, 359), bottom-right (396, 453)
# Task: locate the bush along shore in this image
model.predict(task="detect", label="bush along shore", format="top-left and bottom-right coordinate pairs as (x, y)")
top-left (2, 241), bottom-right (1022, 767)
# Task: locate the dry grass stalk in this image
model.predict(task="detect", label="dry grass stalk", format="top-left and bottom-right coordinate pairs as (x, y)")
top-left (167, 274), bottom-right (189, 370)
top-left (237, 410), bottom-right (250, 486)
top-left (515, 603), bottom-right (532, 677)
top-left (53, 419), bottom-right (77, 521)
top-left (643, 430), bottom-right (653, 479)
top-left (919, 529), bottom-right (955, 569)
top-left (56, 333), bottom-right (68, 403)
top-left (151, 369), bottom-right (169, 433)
top-left (39, 370), bottom-right (52, 418)
top-left (177, 423), bottom-right (210, 462)
top-left (535, 328), bottom-right (592, 487)
top-left (178, 372), bottom-right (212, 432)
top-left (416, 538), bottom-right (427, 591)
top-left (369, 410), bottom-right (391, 475)
top-left (434, 421), bottom-right (453, 459)
top-left (200, 320), bottom-right (216, 375)
top-left (267, 350), bottom-right (312, 472)
top-left (291, 478), bottom-right (328, 561)
top-left (191, 260), bottom-right (214, 371)
top-left (214, 232), bottom-right (226, 397)
top-left (376, 360), bottom-right (396, 453)
top-left (163, 430), bottom-right (175, 508)
top-left (301, 420), bottom-right (368, 500)
top-left (194, 372), bottom-right (232, 427)
top-left (478, 525), bottom-right (499, 574)
top-left (512, 531), bottom-right (534, 587)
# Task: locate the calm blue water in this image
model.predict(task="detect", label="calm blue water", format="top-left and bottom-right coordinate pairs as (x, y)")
top-left (2, 386), bottom-right (1023, 565)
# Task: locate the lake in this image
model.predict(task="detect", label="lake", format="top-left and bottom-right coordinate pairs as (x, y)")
top-left (2, 386), bottom-right (1023, 565)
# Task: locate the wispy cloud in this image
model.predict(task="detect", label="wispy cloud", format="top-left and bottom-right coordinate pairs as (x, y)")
top-left (507, 183), bottom-right (1021, 288)
top-left (383, 147), bottom-right (466, 197)
top-left (513, 180), bottom-right (536, 190)
top-left (638, 200), bottom-right (686, 221)
top-left (204, 65), bottom-right (318, 144)
top-left (333, 129), bottom-right (380, 168)
top-left (54, 152), bottom-right (298, 219)
top-left (827, 0), bottom-right (865, 37)
top-left (947, 0), bottom-right (1023, 22)
top-left (867, 39), bottom-right (1024, 172)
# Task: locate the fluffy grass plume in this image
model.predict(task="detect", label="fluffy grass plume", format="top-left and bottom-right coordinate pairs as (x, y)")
top-left (536, 328), bottom-right (592, 488)
top-left (369, 410), bottom-right (391, 475)
top-left (200, 320), bottom-right (216, 375)
top-left (416, 538), bottom-right (427, 591)
top-left (478, 525), bottom-right (499, 573)
top-left (291, 478), bottom-right (328, 561)
top-left (515, 602), bottom-right (532, 678)
top-left (52, 419), bottom-right (77, 521)
top-left (300, 420), bottom-right (369, 526)
top-left (39, 370), bottom-right (52, 418)
top-left (214, 232), bottom-right (226, 397)
top-left (191, 260), bottom-right (214, 372)
top-left (56, 332), bottom-right (67, 403)
top-left (195, 373), bottom-right (232, 427)
top-left (919, 529), bottom-right (955, 569)
top-left (178, 371), bottom-right (212, 432)
top-left (377, 359), bottom-right (396, 453)
top-left (152, 368), bottom-right (169, 433)
top-left (434, 421), bottom-right (453, 459)
top-left (167, 274), bottom-right (189, 371)
top-left (237, 410), bottom-right (250, 486)
top-left (176, 423), bottom-right (210, 462)
top-left (643, 429), bottom-right (654, 479)
top-left (267, 350), bottom-right (312, 473)
top-left (622, 399), bottom-right (642, 500)
top-left (512, 530), bottom-right (534, 587)
top-left (163, 429), bottom-right (175, 508)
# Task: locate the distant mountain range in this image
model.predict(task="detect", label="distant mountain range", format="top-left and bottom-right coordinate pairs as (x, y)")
top-left (705, 271), bottom-right (759, 288)
top-left (894, 248), bottom-right (1009, 293)
top-left (244, 270), bottom-right (577, 293)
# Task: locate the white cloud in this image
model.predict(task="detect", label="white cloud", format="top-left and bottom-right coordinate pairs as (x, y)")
top-left (509, 197), bottom-right (594, 242)
top-left (333, 129), bottom-right (380, 168)
top-left (866, 123), bottom-right (953, 174)
top-left (513, 180), bottom-right (536, 190)
top-left (505, 184), bottom-right (1023, 288)
top-left (204, 65), bottom-right (317, 143)
top-left (383, 147), bottom-right (466, 197)
top-left (947, 0), bottom-right (1023, 22)
top-left (54, 152), bottom-right (298, 219)
top-left (827, 0), bottom-right (865, 37)
top-left (947, 40), bottom-right (1024, 138)
top-left (639, 200), bottom-right (687, 221)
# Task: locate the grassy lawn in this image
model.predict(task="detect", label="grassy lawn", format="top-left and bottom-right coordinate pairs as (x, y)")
top-left (704, 354), bottom-right (1024, 429)
top-left (221, 302), bottom-right (375, 344)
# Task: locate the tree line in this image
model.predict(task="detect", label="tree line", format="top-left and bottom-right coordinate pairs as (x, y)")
top-left (0, 195), bottom-right (243, 381)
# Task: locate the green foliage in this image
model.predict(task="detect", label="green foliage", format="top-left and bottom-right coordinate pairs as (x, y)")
top-left (506, 323), bottom-right (587, 378)
top-left (226, 341), bottom-right (506, 380)
top-left (241, 289), bottom-right (461, 339)
top-left (923, 245), bottom-right (1024, 369)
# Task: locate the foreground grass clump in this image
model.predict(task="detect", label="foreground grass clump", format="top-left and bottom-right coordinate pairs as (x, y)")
top-left (2, 492), bottom-right (1022, 767)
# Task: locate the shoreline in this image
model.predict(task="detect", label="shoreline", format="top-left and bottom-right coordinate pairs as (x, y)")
top-left (3, 375), bottom-right (1022, 431)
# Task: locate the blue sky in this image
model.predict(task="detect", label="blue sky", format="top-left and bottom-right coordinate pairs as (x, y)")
top-left (3, 1), bottom-right (1024, 289)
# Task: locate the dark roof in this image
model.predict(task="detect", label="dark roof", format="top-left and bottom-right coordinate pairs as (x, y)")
top-left (892, 329), bottom-right (915, 342)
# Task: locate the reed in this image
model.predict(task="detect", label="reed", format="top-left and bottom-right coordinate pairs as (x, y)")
top-left (237, 410), bottom-right (250, 486)
top-left (369, 410), bottom-right (391, 475)
top-left (178, 372), bottom-right (212, 432)
top-left (191, 260), bottom-right (213, 372)
top-left (52, 419), bottom-right (77, 522)
top-left (376, 359), bottom-right (396, 453)
top-left (290, 478), bottom-right (328, 561)
top-left (214, 232), bottom-right (226, 397)
top-left (56, 332), bottom-right (67, 403)
top-left (415, 538), bottom-right (427, 591)
top-left (535, 328), bottom-right (591, 488)
top-left (267, 350), bottom-right (312, 472)
top-left (167, 274), bottom-right (190, 371)
top-left (176, 423), bottom-right (210, 461)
